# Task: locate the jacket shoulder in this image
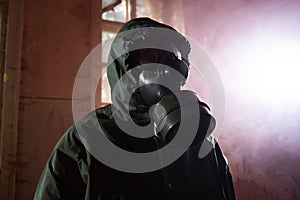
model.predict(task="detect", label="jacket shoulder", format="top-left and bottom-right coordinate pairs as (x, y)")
top-left (54, 104), bottom-right (112, 159)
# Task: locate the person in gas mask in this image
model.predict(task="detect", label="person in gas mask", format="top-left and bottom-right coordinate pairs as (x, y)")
top-left (34, 17), bottom-right (236, 200)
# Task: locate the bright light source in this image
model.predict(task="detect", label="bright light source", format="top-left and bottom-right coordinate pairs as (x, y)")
top-left (232, 34), bottom-right (300, 108)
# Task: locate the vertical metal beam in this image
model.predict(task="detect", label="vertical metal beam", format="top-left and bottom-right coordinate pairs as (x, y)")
top-left (0, 1), bottom-right (8, 168)
top-left (0, 0), bottom-right (24, 199)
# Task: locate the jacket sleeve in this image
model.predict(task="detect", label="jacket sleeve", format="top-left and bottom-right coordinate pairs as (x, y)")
top-left (214, 142), bottom-right (236, 200)
top-left (34, 126), bottom-right (86, 200)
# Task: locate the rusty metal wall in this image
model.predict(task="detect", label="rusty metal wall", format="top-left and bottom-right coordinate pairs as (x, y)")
top-left (17, 0), bottom-right (101, 199)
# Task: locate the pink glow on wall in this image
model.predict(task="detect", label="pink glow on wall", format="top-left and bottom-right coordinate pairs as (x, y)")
top-left (183, 0), bottom-right (300, 199)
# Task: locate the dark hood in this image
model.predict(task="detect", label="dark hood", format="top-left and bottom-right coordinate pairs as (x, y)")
top-left (106, 17), bottom-right (191, 121)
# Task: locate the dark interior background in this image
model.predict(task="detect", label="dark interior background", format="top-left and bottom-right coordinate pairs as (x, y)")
top-left (0, 0), bottom-right (299, 199)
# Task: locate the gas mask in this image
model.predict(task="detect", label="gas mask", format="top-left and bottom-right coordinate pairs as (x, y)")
top-left (129, 48), bottom-right (189, 105)
top-left (128, 48), bottom-right (192, 144)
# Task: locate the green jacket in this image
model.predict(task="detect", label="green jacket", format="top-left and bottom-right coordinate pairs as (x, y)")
top-left (34, 104), bottom-right (235, 200)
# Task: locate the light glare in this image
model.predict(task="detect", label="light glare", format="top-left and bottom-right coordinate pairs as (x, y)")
top-left (234, 35), bottom-right (300, 107)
